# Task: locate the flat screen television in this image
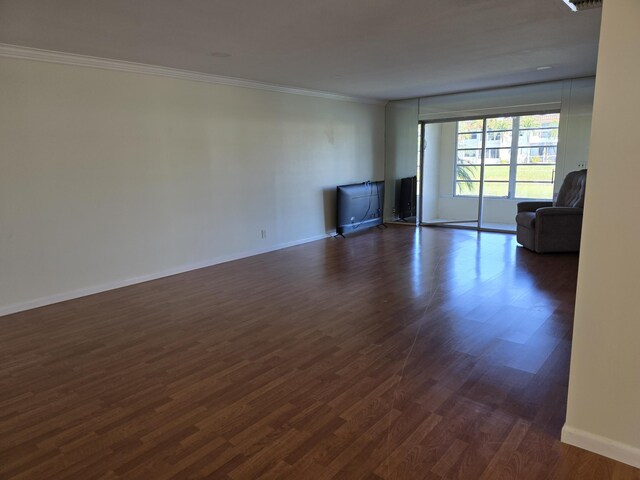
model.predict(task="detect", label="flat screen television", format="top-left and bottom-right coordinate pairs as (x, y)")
top-left (336, 181), bottom-right (385, 235)
top-left (399, 176), bottom-right (417, 220)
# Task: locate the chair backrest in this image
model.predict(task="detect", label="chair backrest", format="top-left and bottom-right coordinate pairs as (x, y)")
top-left (555, 169), bottom-right (588, 208)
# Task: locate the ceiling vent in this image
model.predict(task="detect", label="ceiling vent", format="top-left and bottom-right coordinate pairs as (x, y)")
top-left (562, 0), bottom-right (603, 11)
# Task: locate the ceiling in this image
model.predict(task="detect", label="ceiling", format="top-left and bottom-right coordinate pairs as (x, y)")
top-left (0, 0), bottom-right (602, 101)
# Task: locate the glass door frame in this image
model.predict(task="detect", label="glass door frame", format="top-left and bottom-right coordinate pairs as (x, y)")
top-left (418, 117), bottom-right (517, 234)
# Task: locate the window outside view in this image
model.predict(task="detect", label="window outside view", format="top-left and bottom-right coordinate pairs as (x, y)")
top-left (455, 113), bottom-right (560, 199)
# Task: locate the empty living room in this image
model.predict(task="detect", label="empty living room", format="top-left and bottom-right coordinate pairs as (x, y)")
top-left (1, 1), bottom-right (639, 479)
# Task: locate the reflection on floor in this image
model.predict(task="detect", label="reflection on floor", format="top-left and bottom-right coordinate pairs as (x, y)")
top-left (422, 218), bottom-right (517, 233)
top-left (1, 226), bottom-right (636, 479)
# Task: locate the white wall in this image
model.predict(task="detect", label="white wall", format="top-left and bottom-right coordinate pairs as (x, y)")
top-left (557, 77), bottom-right (596, 177)
top-left (0, 57), bottom-right (384, 315)
top-left (384, 99), bottom-right (418, 220)
top-left (418, 81), bottom-right (563, 121)
top-left (563, 0), bottom-right (640, 469)
top-left (421, 123), bottom-right (441, 221)
top-left (432, 122), bottom-right (478, 222)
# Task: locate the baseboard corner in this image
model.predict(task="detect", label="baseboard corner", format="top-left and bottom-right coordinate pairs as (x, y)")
top-left (561, 424), bottom-right (640, 469)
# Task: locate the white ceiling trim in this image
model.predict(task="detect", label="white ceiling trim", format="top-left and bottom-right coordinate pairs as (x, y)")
top-left (417, 102), bottom-right (563, 122)
top-left (0, 43), bottom-right (384, 105)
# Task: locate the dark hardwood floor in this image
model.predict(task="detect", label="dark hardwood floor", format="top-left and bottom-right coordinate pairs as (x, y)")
top-left (1, 225), bottom-right (638, 479)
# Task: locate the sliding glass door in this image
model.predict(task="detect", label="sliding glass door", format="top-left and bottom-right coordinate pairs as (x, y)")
top-left (421, 121), bottom-right (479, 229)
top-left (420, 113), bottom-right (560, 232)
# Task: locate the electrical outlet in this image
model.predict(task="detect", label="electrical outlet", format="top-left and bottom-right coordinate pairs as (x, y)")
top-left (260, 229), bottom-right (267, 239)
top-left (577, 162), bottom-right (587, 169)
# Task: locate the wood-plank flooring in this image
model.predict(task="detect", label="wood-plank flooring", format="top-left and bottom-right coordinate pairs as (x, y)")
top-left (1, 225), bottom-right (638, 479)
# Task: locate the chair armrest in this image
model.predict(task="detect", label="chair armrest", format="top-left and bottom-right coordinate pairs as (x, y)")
top-left (536, 207), bottom-right (583, 216)
top-left (535, 207), bottom-right (584, 244)
top-left (518, 201), bottom-right (553, 213)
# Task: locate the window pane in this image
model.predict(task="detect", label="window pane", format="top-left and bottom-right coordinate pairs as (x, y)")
top-left (515, 182), bottom-right (553, 199)
top-left (517, 147), bottom-right (557, 164)
top-left (516, 165), bottom-right (555, 182)
top-left (454, 113), bottom-right (560, 200)
top-left (457, 133), bottom-right (482, 149)
top-left (485, 130), bottom-right (512, 148)
top-left (519, 113), bottom-right (560, 129)
top-left (483, 182), bottom-right (509, 197)
top-left (518, 128), bottom-right (558, 147)
top-left (456, 165), bottom-right (480, 181)
top-left (456, 181), bottom-right (480, 196)
top-left (484, 148), bottom-right (511, 164)
top-left (457, 149), bottom-right (482, 164)
top-left (484, 165), bottom-right (510, 181)
top-left (458, 119), bottom-right (483, 133)
top-left (486, 117), bottom-right (513, 131)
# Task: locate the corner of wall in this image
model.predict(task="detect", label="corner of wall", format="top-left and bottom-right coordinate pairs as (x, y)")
top-left (562, 424), bottom-right (640, 469)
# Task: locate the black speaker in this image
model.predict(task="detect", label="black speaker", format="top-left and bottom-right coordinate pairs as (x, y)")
top-left (399, 176), bottom-right (417, 219)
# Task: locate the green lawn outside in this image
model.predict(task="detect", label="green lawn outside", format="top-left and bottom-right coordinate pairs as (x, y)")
top-left (456, 164), bottom-right (555, 199)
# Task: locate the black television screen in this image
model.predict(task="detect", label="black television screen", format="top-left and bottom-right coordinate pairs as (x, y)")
top-left (336, 181), bottom-right (384, 235)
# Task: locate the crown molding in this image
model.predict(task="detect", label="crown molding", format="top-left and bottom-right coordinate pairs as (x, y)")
top-left (0, 43), bottom-right (384, 105)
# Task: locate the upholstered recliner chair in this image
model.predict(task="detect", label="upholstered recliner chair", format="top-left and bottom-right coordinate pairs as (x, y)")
top-left (516, 169), bottom-right (587, 253)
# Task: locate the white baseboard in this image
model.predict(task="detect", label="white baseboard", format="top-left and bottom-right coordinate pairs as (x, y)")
top-left (561, 424), bottom-right (640, 468)
top-left (0, 232), bottom-right (335, 318)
